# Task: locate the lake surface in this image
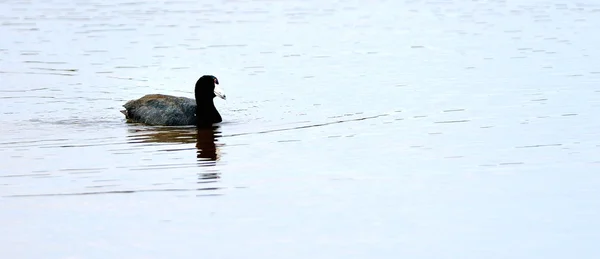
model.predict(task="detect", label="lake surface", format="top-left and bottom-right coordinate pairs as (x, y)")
top-left (1, 0), bottom-right (600, 258)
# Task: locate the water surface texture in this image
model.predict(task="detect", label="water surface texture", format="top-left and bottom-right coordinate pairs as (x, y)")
top-left (1, 0), bottom-right (600, 258)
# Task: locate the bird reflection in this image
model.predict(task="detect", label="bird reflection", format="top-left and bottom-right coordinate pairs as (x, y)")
top-left (126, 125), bottom-right (223, 166)
top-left (127, 126), bottom-right (198, 144)
top-left (196, 125), bottom-right (221, 166)
top-left (125, 124), bottom-right (224, 194)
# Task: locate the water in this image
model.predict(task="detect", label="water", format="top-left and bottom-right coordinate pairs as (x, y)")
top-left (2, 0), bottom-right (600, 258)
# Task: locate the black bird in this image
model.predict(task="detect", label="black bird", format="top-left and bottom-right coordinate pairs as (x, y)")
top-left (121, 75), bottom-right (226, 126)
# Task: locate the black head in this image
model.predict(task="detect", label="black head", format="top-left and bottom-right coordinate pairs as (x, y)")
top-left (194, 75), bottom-right (224, 125)
top-left (194, 75), bottom-right (219, 101)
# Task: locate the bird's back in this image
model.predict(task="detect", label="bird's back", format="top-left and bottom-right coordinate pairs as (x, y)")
top-left (122, 94), bottom-right (197, 126)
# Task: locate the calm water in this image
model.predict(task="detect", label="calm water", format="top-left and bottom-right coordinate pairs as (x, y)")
top-left (2, 0), bottom-right (600, 258)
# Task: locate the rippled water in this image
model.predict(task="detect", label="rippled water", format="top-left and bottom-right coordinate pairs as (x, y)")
top-left (2, 0), bottom-right (600, 258)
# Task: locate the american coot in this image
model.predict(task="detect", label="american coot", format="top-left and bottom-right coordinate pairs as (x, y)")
top-left (121, 75), bottom-right (226, 126)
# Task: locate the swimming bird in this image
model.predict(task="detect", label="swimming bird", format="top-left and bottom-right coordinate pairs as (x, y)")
top-left (121, 75), bottom-right (226, 126)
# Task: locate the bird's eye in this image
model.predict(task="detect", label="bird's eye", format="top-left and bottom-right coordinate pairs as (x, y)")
top-left (214, 78), bottom-right (219, 85)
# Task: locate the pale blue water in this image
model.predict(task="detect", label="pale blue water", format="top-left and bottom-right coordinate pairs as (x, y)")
top-left (1, 0), bottom-right (600, 258)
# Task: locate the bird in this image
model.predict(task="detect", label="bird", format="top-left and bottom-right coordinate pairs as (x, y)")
top-left (121, 75), bottom-right (226, 126)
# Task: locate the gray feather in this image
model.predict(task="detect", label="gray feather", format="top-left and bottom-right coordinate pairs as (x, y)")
top-left (122, 94), bottom-right (197, 126)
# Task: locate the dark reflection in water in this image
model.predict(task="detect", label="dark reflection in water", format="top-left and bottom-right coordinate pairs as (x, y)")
top-left (127, 126), bottom-right (198, 144)
top-left (6, 126), bottom-right (226, 197)
top-left (127, 124), bottom-right (223, 165)
top-left (193, 126), bottom-right (222, 188)
top-left (125, 124), bottom-right (223, 191)
top-left (196, 125), bottom-right (222, 166)
top-left (196, 126), bottom-right (222, 185)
